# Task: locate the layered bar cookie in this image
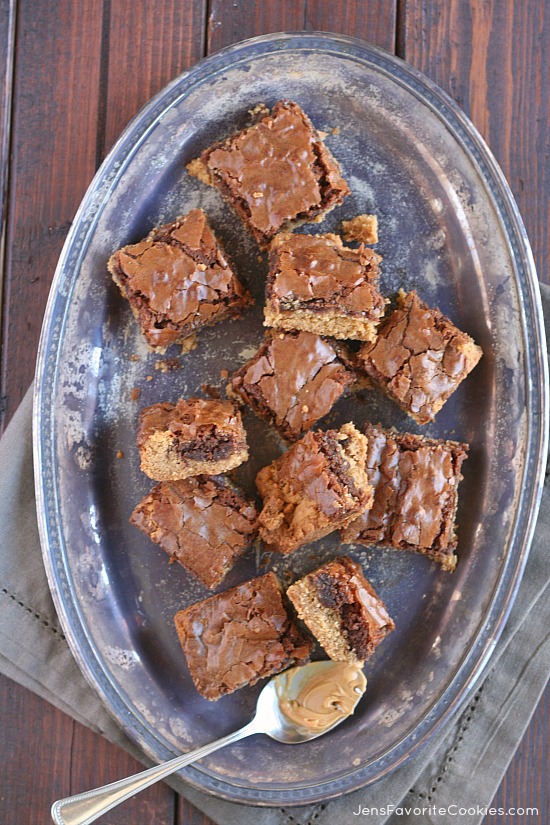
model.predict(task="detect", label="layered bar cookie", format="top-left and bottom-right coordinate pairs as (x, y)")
top-left (356, 290), bottom-right (482, 423)
top-left (174, 572), bottom-right (313, 700)
top-left (256, 423), bottom-right (372, 554)
top-left (137, 398), bottom-right (248, 481)
top-left (108, 208), bottom-right (252, 351)
top-left (264, 232), bottom-right (385, 341)
top-left (341, 424), bottom-right (468, 571)
top-left (130, 476), bottom-right (257, 589)
top-left (287, 557), bottom-right (395, 662)
top-left (188, 100), bottom-right (350, 249)
top-left (230, 330), bottom-right (355, 442)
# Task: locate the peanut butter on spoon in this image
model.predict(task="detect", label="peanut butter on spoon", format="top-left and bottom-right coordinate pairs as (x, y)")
top-left (276, 660), bottom-right (367, 733)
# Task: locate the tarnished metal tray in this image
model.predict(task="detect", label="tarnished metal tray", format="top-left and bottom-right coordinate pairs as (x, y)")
top-left (34, 33), bottom-right (548, 805)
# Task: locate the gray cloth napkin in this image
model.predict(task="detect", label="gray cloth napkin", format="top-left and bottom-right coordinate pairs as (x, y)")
top-left (1, 288), bottom-right (548, 825)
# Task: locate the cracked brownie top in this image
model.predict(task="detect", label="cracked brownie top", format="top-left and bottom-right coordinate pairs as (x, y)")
top-left (230, 329), bottom-right (355, 441)
top-left (356, 290), bottom-right (482, 423)
top-left (189, 101), bottom-right (350, 248)
top-left (174, 572), bottom-right (313, 700)
top-left (341, 423), bottom-right (468, 571)
top-left (130, 476), bottom-right (257, 589)
top-left (264, 232), bottom-right (386, 341)
top-left (108, 208), bottom-right (251, 350)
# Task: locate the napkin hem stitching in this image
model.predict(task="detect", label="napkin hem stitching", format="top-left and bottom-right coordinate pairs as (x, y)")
top-left (1, 586), bottom-right (66, 640)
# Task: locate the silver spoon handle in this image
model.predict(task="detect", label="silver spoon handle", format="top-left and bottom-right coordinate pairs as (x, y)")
top-left (51, 718), bottom-right (261, 825)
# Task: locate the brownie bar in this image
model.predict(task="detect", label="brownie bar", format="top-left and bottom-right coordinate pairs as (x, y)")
top-left (356, 290), bottom-right (482, 423)
top-left (108, 208), bottom-right (252, 351)
top-left (174, 572), bottom-right (313, 700)
top-left (188, 101), bottom-right (350, 249)
top-left (230, 330), bottom-right (355, 442)
top-left (130, 476), bottom-right (257, 589)
top-left (287, 557), bottom-right (395, 662)
top-left (341, 423), bottom-right (468, 571)
top-left (256, 423), bottom-right (373, 554)
top-left (264, 232), bottom-right (386, 341)
top-left (137, 397), bottom-right (248, 481)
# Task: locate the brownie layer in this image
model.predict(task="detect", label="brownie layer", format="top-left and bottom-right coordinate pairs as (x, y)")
top-left (287, 557), bottom-right (395, 662)
top-left (256, 422), bottom-right (372, 553)
top-left (264, 232), bottom-right (385, 341)
top-left (130, 476), bottom-right (257, 589)
top-left (342, 423), bottom-right (468, 571)
top-left (174, 572), bottom-right (313, 700)
top-left (230, 330), bottom-right (355, 441)
top-left (356, 290), bottom-right (482, 423)
top-left (138, 397), bottom-right (248, 481)
top-left (108, 208), bottom-right (251, 350)
top-left (189, 101), bottom-right (350, 248)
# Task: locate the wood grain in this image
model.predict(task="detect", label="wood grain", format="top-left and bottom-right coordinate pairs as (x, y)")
top-left (0, 0), bottom-right (104, 431)
top-left (207, 0), bottom-right (397, 53)
top-left (102, 0), bottom-right (207, 157)
top-left (400, 0), bottom-right (550, 285)
top-left (0, 0), bottom-right (16, 410)
top-left (486, 689), bottom-right (549, 824)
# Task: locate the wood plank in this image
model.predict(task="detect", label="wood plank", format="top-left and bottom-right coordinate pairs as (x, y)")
top-left (486, 686), bottom-right (549, 824)
top-left (69, 716), bottom-right (176, 824)
top-left (0, 673), bottom-right (175, 824)
top-left (0, 0), bottom-right (16, 418)
top-left (208, 0), bottom-right (397, 54)
top-left (0, 0), bottom-right (16, 269)
top-left (0, 0), bottom-right (104, 431)
top-left (102, 0), bottom-right (207, 157)
top-left (207, 0), bottom-right (305, 54)
top-left (304, 0), bottom-right (396, 52)
top-left (0, 673), bottom-right (77, 824)
top-left (400, 0), bottom-right (550, 285)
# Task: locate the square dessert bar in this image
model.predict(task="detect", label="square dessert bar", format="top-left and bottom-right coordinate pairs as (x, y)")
top-left (174, 572), bottom-right (313, 700)
top-left (108, 208), bottom-right (251, 351)
top-left (137, 397), bottom-right (248, 481)
top-left (287, 557), bottom-right (395, 662)
top-left (130, 476), bottom-right (257, 590)
top-left (188, 100), bottom-right (350, 249)
top-left (264, 232), bottom-right (385, 341)
top-left (230, 329), bottom-right (355, 442)
top-left (256, 422), bottom-right (372, 554)
top-left (356, 290), bottom-right (483, 423)
top-left (341, 424), bottom-right (468, 571)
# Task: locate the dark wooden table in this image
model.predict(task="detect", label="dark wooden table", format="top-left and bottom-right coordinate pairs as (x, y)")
top-left (0, 2), bottom-right (547, 823)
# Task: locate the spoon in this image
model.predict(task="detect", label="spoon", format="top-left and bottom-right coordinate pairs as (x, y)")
top-left (51, 660), bottom-right (366, 825)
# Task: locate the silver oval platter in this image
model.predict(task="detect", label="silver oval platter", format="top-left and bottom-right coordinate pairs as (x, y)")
top-left (34, 33), bottom-right (548, 805)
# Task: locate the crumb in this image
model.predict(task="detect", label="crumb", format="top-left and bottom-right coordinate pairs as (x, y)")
top-left (197, 263), bottom-right (207, 271)
top-left (181, 334), bottom-right (198, 355)
top-left (186, 157), bottom-right (212, 186)
top-left (130, 387), bottom-right (141, 401)
top-left (116, 450), bottom-right (124, 459)
top-left (155, 358), bottom-right (181, 373)
top-left (146, 375), bottom-right (153, 381)
top-left (301, 404), bottom-right (309, 413)
top-left (252, 191), bottom-right (264, 198)
top-left (220, 369), bottom-right (229, 379)
top-left (342, 214), bottom-right (379, 244)
top-left (257, 255), bottom-right (263, 263)
top-left (332, 126), bottom-right (341, 136)
top-left (201, 383), bottom-right (221, 399)
top-left (248, 102), bottom-right (269, 118)
top-left (129, 354), bottom-right (140, 362)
